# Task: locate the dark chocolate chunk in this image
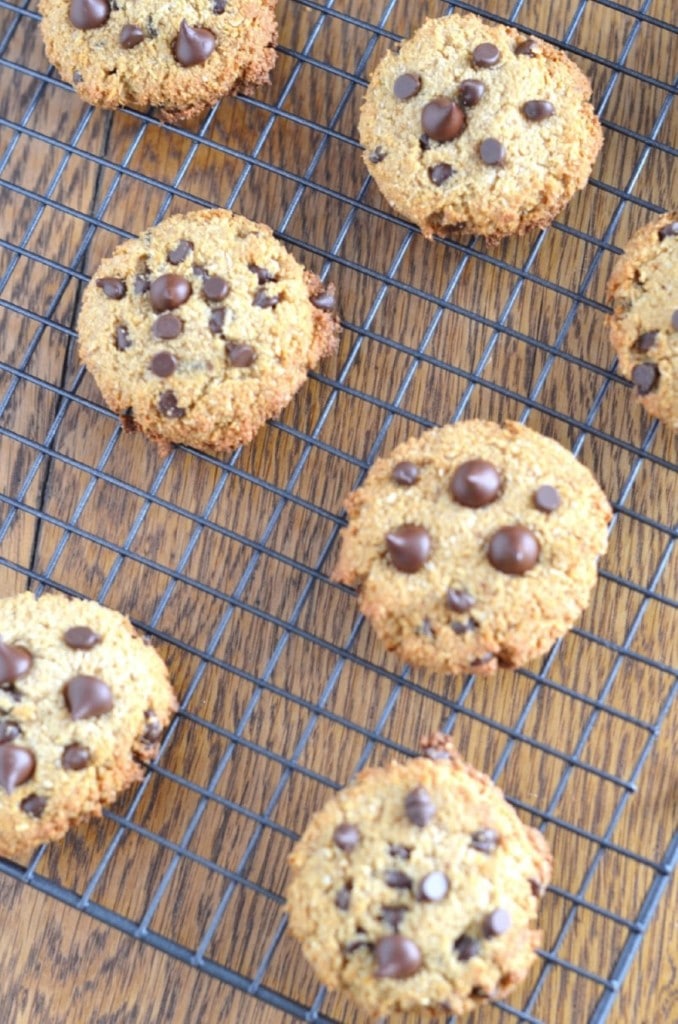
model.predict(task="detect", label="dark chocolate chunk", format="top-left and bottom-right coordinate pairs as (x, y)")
top-left (208, 308), bottom-right (226, 335)
top-left (119, 24), bottom-right (144, 48)
top-left (0, 745), bottom-right (35, 793)
top-left (311, 290), bottom-right (336, 312)
top-left (168, 239), bottom-right (193, 265)
top-left (454, 934), bottom-right (480, 961)
top-left (152, 314), bottom-right (183, 340)
top-left (149, 274), bottom-right (192, 313)
top-left (203, 275), bottom-right (230, 301)
top-left (96, 277), bottom-right (126, 299)
top-left (142, 709), bottom-right (163, 744)
top-left (516, 37), bottom-right (539, 56)
top-left (0, 720), bottom-right (20, 744)
top-left (63, 626), bottom-right (102, 650)
top-left (384, 869), bottom-right (412, 889)
top-left (173, 20), bottom-right (216, 67)
top-left (450, 459), bottom-right (501, 507)
top-left (374, 935), bottom-right (422, 978)
top-left (522, 100), bottom-right (555, 121)
top-left (385, 525), bottom-right (430, 573)
top-left (428, 163), bottom-right (454, 186)
top-left (333, 822), bottom-right (360, 852)
top-left (458, 79), bottom-right (485, 107)
top-left (70, 0), bottom-right (110, 30)
top-left (380, 905), bottom-right (407, 928)
top-left (150, 351), bottom-right (178, 378)
top-left (404, 786), bottom-right (435, 826)
top-left (479, 138), bottom-right (506, 165)
top-left (0, 641), bottom-right (32, 687)
top-left (392, 461), bottom-right (420, 485)
top-left (534, 485), bottom-right (561, 513)
top-left (421, 97), bottom-right (465, 142)
top-left (473, 42), bottom-right (501, 68)
top-left (388, 843), bottom-right (411, 859)
top-left (228, 344), bottom-right (256, 368)
top-left (335, 885), bottom-right (352, 910)
top-left (158, 390), bottom-right (185, 418)
top-left (368, 146), bottom-right (387, 164)
top-left (631, 363), bottom-right (659, 395)
top-left (393, 73), bottom-right (422, 100)
top-left (418, 870), bottom-right (449, 902)
top-left (62, 743), bottom-right (91, 771)
top-left (446, 588), bottom-right (475, 613)
top-left (488, 526), bottom-right (540, 575)
top-left (635, 331), bottom-right (658, 352)
top-left (115, 326), bottom-right (132, 350)
top-left (470, 827), bottom-right (499, 853)
top-left (483, 908), bottom-right (511, 937)
top-left (252, 287), bottom-right (280, 309)
top-left (64, 675), bottom-right (113, 720)
top-left (21, 794), bottom-right (46, 818)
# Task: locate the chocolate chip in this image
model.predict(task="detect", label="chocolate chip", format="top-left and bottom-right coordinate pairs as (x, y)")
top-left (208, 308), bottom-right (226, 334)
top-left (421, 97), bottom-right (465, 142)
top-left (374, 935), bottom-right (422, 979)
top-left (152, 314), bottom-right (183, 340)
top-left (473, 43), bottom-right (501, 67)
top-left (458, 79), bottom-right (485, 107)
top-left (658, 221), bottom-right (678, 239)
top-left (310, 290), bottom-right (336, 312)
top-left (0, 720), bottom-right (20, 743)
top-left (120, 24), bottom-right (144, 48)
top-left (428, 163), bottom-right (454, 186)
top-left (631, 363), bottom-right (659, 394)
top-left (452, 620), bottom-right (474, 635)
top-left (391, 461), bottom-right (420, 486)
top-left (470, 828), bottom-right (499, 853)
top-left (333, 822), bottom-right (360, 852)
top-left (252, 288), bottom-right (280, 309)
top-left (134, 273), bottom-right (150, 294)
top-left (386, 525), bottom-right (430, 573)
top-left (203, 276), bottom-right (230, 302)
top-left (522, 100), bottom-right (555, 121)
top-left (335, 885), bottom-right (351, 910)
top-left (419, 134), bottom-right (431, 151)
top-left (64, 675), bottom-right (113, 720)
top-left (158, 390), bottom-right (185, 418)
top-left (115, 326), bottom-right (132, 350)
top-left (384, 869), bottom-right (412, 889)
top-left (479, 138), bottom-right (506, 165)
top-left (450, 459), bottom-right (501, 507)
top-left (368, 146), bottom-right (387, 164)
top-left (388, 844), bottom-right (411, 859)
top-left (70, 0), bottom-right (110, 30)
top-left (635, 331), bottom-right (658, 352)
top-left (483, 908), bottom-right (511, 937)
top-left (0, 745), bottom-right (35, 793)
top-left (404, 786), bottom-right (435, 827)
top-left (488, 526), bottom-right (540, 575)
top-left (228, 344), bottom-right (256, 368)
top-left (471, 986), bottom-right (490, 1000)
top-left (248, 263), bottom-right (278, 284)
top-left (393, 73), bottom-right (422, 100)
top-left (0, 641), bottom-right (32, 686)
top-left (534, 485), bottom-right (561, 513)
top-left (173, 20), bottom-right (216, 67)
top-left (213, 0), bottom-right (227, 11)
top-left (21, 794), bottom-right (46, 818)
top-left (96, 277), bottom-right (126, 299)
top-left (516, 37), bottom-right (539, 56)
top-left (63, 626), bottom-right (102, 650)
top-left (418, 871), bottom-right (449, 902)
top-left (142, 709), bottom-right (163, 744)
top-left (150, 351), bottom-right (177, 378)
top-left (168, 240), bottom-right (193, 265)
top-left (149, 274), bottom-right (192, 313)
top-left (380, 905), bottom-right (407, 928)
top-left (62, 744), bottom-right (91, 771)
top-left (446, 588), bottom-right (475, 613)
top-left (454, 934), bottom-right (480, 961)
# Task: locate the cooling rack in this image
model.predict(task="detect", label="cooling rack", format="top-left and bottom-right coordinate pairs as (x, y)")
top-left (0, 0), bottom-right (676, 1021)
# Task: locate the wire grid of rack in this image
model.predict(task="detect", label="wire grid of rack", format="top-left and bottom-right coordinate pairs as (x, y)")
top-left (0, 0), bottom-right (676, 1021)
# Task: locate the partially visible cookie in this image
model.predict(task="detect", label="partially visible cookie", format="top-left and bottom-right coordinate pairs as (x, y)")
top-left (359, 13), bottom-right (602, 241)
top-left (0, 591), bottom-right (177, 860)
top-left (606, 211), bottom-right (678, 431)
top-left (286, 734), bottom-right (552, 1017)
top-left (333, 421), bottom-right (611, 675)
top-left (39, 0), bottom-right (278, 122)
top-left (77, 208), bottom-right (340, 454)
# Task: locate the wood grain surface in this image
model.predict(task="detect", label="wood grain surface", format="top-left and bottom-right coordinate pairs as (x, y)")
top-left (0, 1), bottom-right (675, 1023)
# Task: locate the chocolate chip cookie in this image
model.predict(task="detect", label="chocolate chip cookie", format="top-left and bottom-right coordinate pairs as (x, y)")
top-left (606, 211), bottom-right (678, 431)
top-left (77, 208), bottom-right (340, 454)
top-left (39, 0), bottom-right (278, 122)
top-left (286, 733), bottom-right (552, 1017)
top-left (333, 420), bottom-right (611, 676)
top-left (0, 591), bottom-right (177, 860)
top-left (359, 12), bottom-right (603, 241)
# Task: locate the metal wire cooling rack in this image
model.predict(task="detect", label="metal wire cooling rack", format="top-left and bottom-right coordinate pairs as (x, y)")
top-left (0, 0), bottom-right (676, 1021)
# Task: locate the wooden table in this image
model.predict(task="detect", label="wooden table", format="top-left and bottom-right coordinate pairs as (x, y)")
top-left (0, 2), bottom-right (675, 1022)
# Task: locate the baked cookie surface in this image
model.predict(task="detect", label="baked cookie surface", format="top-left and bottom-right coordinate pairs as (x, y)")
top-left (606, 211), bottom-right (678, 430)
top-left (286, 734), bottom-right (552, 1017)
top-left (359, 13), bottom-right (602, 241)
top-left (334, 420), bottom-right (611, 676)
top-left (78, 208), bottom-right (339, 454)
top-left (39, 0), bottom-right (278, 122)
top-left (0, 591), bottom-right (177, 860)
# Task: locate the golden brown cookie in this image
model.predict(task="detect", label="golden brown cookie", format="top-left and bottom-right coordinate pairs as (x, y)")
top-left (359, 13), bottom-right (602, 241)
top-left (0, 591), bottom-right (177, 860)
top-left (333, 421), bottom-right (611, 676)
top-left (77, 208), bottom-right (340, 454)
top-left (286, 734), bottom-right (552, 1017)
top-left (606, 211), bottom-right (678, 431)
top-left (39, 0), bottom-right (278, 122)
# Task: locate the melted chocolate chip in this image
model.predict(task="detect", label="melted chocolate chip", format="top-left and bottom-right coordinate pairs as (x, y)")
top-left (152, 314), bottom-right (183, 340)
top-left (21, 794), bottom-right (46, 818)
top-left (62, 743), bottom-right (91, 771)
top-left (96, 277), bottom-right (126, 299)
top-left (64, 675), bottom-right (113, 720)
top-left (534, 485), bottom-right (561, 512)
top-left (458, 79), bottom-right (485, 107)
top-left (115, 326), bottom-right (132, 351)
top-left (479, 138), bottom-right (506, 165)
top-left (368, 146), bottom-right (387, 164)
top-left (310, 290), bottom-right (336, 312)
top-left (391, 461), bottom-right (420, 485)
top-left (0, 745), bottom-right (35, 793)
top-left (473, 42), bottom-right (501, 68)
top-left (418, 871), bottom-right (449, 902)
top-left (173, 20), bottom-right (216, 67)
top-left (63, 626), bottom-right (102, 650)
top-left (203, 276), bottom-right (230, 302)
top-left (335, 885), bottom-right (351, 910)
top-left (208, 308), bottom-right (226, 335)
top-left (388, 843), bottom-right (411, 859)
top-left (446, 588), bottom-right (475, 613)
top-left (483, 908), bottom-right (511, 937)
top-left (393, 73), bottom-right (422, 100)
top-left (450, 459), bottom-right (501, 507)
top-left (385, 525), bottom-right (431, 573)
top-left (168, 240), bottom-right (193, 265)
top-left (516, 37), bottom-right (539, 56)
top-left (421, 98), bottom-right (465, 142)
top-left (428, 163), bottom-right (454, 186)
top-left (158, 390), bottom-right (185, 418)
top-left (142, 709), bottom-right (163, 744)
top-left (150, 351), bottom-right (177, 378)
top-left (523, 100), bottom-right (555, 121)
top-left (404, 786), bottom-right (435, 827)
top-left (635, 331), bottom-right (658, 352)
top-left (631, 363), bottom-right (659, 394)
top-left (384, 869), bottom-right (412, 889)
top-left (149, 274), bottom-right (192, 313)
top-left (333, 822), bottom-right (360, 852)
top-left (252, 288), bottom-right (280, 309)
top-left (228, 344), bottom-right (256, 368)
top-left (120, 24), bottom-right (144, 48)
top-left (374, 935), bottom-right (422, 979)
top-left (0, 720), bottom-right (20, 743)
top-left (470, 827), bottom-right (499, 853)
top-left (380, 905), bottom-right (407, 928)
top-left (70, 0), bottom-right (110, 30)
top-left (454, 934), bottom-right (480, 961)
top-left (488, 526), bottom-right (540, 575)
top-left (0, 641), bottom-right (32, 687)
